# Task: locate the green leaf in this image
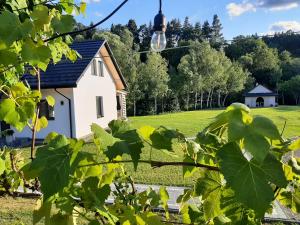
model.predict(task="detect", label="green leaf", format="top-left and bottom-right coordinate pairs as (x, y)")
top-left (33, 199), bottom-right (52, 225)
top-left (217, 143), bottom-right (274, 216)
top-left (228, 110), bottom-right (247, 142)
top-left (49, 213), bottom-right (75, 225)
top-left (244, 131), bottom-right (270, 163)
top-left (81, 177), bottom-right (111, 208)
top-left (31, 135), bottom-right (72, 199)
top-left (150, 126), bottom-right (179, 151)
top-left (278, 186), bottom-right (300, 213)
top-left (91, 123), bottom-right (116, 151)
top-left (289, 138), bottom-right (300, 151)
top-left (0, 158), bottom-right (5, 175)
top-left (159, 186), bottom-right (169, 220)
top-left (46, 95), bottom-right (55, 107)
top-left (80, 2), bottom-right (87, 14)
top-left (183, 156), bottom-right (198, 178)
top-left (259, 153), bottom-right (288, 188)
top-left (194, 170), bottom-right (222, 220)
top-left (250, 116), bottom-right (281, 140)
top-left (194, 170), bottom-right (222, 199)
top-left (21, 39), bottom-right (51, 70)
top-left (138, 125), bottom-right (155, 142)
top-left (30, 5), bottom-right (50, 29)
top-left (44, 131), bottom-right (59, 144)
top-left (0, 11), bottom-right (21, 49)
top-left (39, 116), bottom-right (48, 131)
top-left (52, 15), bottom-right (75, 33)
top-left (106, 120), bottom-right (144, 170)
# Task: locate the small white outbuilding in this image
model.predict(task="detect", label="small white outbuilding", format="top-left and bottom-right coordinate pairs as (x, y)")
top-left (244, 84), bottom-right (278, 108)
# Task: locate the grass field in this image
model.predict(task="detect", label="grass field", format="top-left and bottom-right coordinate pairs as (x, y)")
top-left (19, 106), bottom-right (300, 186)
top-left (129, 106), bottom-right (300, 138)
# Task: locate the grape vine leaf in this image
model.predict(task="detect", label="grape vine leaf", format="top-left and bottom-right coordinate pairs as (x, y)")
top-left (52, 15), bottom-right (75, 33)
top-left (150, 126), bottom-right (180, 151)
top-left (217, 143), bottom-right (274, 216)
top-left (159, 186), bottom-right (169, 220)
top-left (106, 121), bottom-right (144, 170)
top-left (278, 186), bottom-right (300, 213)
top-left (0, 158), bottom-right (5, 176)
top-left (81, 177), bottom-right (111, 208)
top-left (30, 135), bottom-right (72, 199)
top-left (250, 116), bottom-right (281, 140)
top-left (244, 131), bottom-right (270, 163)
top-left (194, 171), bottom-right (222, 220)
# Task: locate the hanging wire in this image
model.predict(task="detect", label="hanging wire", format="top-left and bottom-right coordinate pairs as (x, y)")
top-left (159, 0), bottom-right (162, 12)
top-left (45, 0), bottom-right (129, 42)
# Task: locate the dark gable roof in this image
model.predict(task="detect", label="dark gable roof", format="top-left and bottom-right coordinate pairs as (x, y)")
top-left (23, 40), bottom-right (126, 89)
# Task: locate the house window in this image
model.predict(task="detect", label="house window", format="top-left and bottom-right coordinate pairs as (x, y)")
top-left (96, 96), bottom-right (104, 118)
top-left (98, 61), bottom-right (104, 77)
top-left (116, 96), bottom-right (121, 110)
top-left (91, 59), bottom-right (97, 75)
top-left (39, 100), bottom-right (55, 120)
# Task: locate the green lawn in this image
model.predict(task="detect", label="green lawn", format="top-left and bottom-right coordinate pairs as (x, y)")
top-left (129, 106), bottom-right (300, 138)
top-left (19, 106), bottom-right (300, 186)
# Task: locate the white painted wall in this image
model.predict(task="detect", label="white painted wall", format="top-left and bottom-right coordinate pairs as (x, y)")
top-left (14, 88), bottom-right (74, 139)
top-left (72, 51), bottom-right (118, 138)
top-left (245, 96), bottom-right (276, 107)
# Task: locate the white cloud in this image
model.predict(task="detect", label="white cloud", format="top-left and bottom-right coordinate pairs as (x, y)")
top-left (94, 11), bottom-right (103, 17)
top-left (227, 0), bottom-right (300, 17)
top-left (85, 0), bottom-right (101, 3)
top-left (269, 21), bottom-right (300, 32)
top-left (227, 1), bottom-right (256, 17)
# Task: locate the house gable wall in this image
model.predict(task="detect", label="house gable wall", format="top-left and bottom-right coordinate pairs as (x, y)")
top-left (72, 49), bottom-right (118, 138)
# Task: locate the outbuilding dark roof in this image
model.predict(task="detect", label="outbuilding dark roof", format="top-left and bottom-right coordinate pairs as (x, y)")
top-left (243, 93), bottom-right (278, 97)
top-left (22, 40), bottom-right (126, 89)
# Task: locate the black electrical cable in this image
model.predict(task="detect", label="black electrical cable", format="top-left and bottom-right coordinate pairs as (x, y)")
top-left (45, 0), bottom-right (129, 42)
top-left (159, 0), bottom-right (162, 12)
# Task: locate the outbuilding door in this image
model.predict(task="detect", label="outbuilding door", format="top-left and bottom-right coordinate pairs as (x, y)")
top-left (256, 97), bottom-right (264, 107)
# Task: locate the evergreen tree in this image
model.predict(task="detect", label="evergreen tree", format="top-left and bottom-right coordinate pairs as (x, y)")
top-left (211, 15), bottom-right (224, 49)
top-left (202, 20), bottom-right (212, 40)
top-left (182, 17), bottom-right (193, 41)
top-left (191, 22), bottom-right (202, 41)
top-left (127, 19), bottom-right (138, 34)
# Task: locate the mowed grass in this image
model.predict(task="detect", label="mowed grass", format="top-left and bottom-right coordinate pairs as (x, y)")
top-left (19, 106), bottom-right (300, 186)
top-left (129, 106), bottom-right (300, 138)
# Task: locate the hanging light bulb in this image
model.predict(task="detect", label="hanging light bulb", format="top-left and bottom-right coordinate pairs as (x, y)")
top-left (151, 0), bottom-right (167, 52)
top-left (151, 31), bottom-right (167, 52)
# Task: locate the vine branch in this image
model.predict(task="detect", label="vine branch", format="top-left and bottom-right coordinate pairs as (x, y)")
top-left (79, 160), bottom-right (220, 171)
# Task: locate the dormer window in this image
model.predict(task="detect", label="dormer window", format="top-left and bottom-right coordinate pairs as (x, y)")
top-left (98, 61), bottom-right (104, 77)
top-left (91, 59), bottom-right (97, 75)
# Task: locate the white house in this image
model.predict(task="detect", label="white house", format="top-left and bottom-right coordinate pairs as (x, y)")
top-left (2, 40), bottom-right (127, 140)
top-left (244, 84), bottom-right (277, 108)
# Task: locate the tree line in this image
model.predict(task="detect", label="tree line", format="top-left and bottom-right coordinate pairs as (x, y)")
top-left (73, 16), bottom-right (300, 116)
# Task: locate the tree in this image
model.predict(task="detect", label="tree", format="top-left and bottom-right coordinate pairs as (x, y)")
top-left (221, 62), bottom-right (249, 106)
top-left (279, 75), bottom-right (300, 104)
top-left (202, 20), bottom-right (212, 40)
top-left (139, 53), bottom-right (169, 114)
top-left (211, 14), bottom-right (224, 49)
top-left (191, 22), bottom-right (202, 41)
top-left (182, 17), bottom-right (193, 41)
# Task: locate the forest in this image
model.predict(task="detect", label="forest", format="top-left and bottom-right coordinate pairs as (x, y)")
top-left (72, 15), bottom-right (300, 116)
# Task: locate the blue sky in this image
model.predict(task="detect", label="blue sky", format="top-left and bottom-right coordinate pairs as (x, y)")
top-left (75, 0), bottom-right (300, 39)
